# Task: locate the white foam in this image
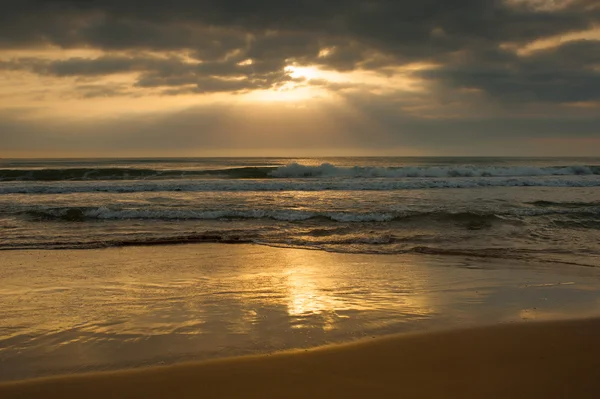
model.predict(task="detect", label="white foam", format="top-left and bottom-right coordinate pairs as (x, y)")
top-left (269, 163), bottom-right (597, 178)
top-left (2, 176), bottom-right (600, 194)
top-left (33, 206), bottom-right (599, 222)
top-left (79, 208), bottom-right (397, 222)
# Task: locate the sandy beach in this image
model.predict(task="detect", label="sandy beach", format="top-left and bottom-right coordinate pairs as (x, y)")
top-left (1, 318), bottom-right (599, 398)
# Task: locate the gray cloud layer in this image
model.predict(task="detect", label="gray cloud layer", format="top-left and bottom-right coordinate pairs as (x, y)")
top-left (1, 0), bottom-right (599, 101)
top-left (1, 0), bottom-right (599, 155)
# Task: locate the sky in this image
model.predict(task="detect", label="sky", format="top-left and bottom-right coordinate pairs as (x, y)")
top-left (1, 0), bottom-right (599, 157)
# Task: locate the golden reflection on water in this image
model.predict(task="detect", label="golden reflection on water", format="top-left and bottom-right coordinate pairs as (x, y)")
top-left (278, 248), bottom-right (436, 331)
top-left (282, 250), bottom-right (338, 317)
top-left (284, 268), bottom-right (341, 331)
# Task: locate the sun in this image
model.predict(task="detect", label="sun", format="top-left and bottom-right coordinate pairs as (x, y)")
top-left (241, 64), bottom-right (345, 103)
top-left (285, 65), bottom-right (323, 81)
top-left (241, 65), bottom-right (329, 103)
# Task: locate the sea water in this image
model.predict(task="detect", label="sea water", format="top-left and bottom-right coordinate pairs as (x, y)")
top-left (1, 157), bottom-right (599, 266)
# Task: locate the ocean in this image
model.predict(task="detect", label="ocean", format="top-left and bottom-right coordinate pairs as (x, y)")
top-left (2, 156), bottom-right (600, 380)
top-left (1, 156), bottom-right (599, 266)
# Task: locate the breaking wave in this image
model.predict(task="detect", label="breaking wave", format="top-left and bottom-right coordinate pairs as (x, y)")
top-left (3, 176), bottom-right (600, 194)
top-left (22, 207), bottom-right (400, 222)
top-left (0, 167), bottom-right (273, 181)
top-left (528, 200), bottom-right (600, 208)
top-left (269, 163), bottom-right (600, 178)
top-left (2, 163), bottom-right (600, 182)
top-left (21, 206), bottom-right (599, 223)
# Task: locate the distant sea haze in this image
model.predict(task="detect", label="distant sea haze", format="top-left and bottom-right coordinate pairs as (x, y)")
top-left (1, 157), bottom-right (599, 267)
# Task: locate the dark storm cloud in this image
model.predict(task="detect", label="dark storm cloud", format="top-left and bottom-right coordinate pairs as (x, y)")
top-left (419, 40), bottom-right (600, 103)
top-left (135, 74), bottom-right (284, 94)
top-left (1, 0), bottom-right (599, 103)
top-left (0, 55), bottom-right (193, 77)
top-left (4, 1), bottom-right (596, 48)
top-left (74, 83), bottom-right (133, 98)
top-left (2, 1), bottom-right (597, 54)
top-left (0, 54), bottom-right (294, 94)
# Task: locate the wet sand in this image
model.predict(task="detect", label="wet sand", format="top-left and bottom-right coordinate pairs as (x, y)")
top-left (2, 318), bottom-right (600, 398)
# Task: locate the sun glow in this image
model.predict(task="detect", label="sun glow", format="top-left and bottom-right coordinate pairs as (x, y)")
top-left (243, 64), bottom-right (337, 102)
top-left (245, 86), bottom-right (326, 102)
top-left (285, 65), bottom-right (324, 81)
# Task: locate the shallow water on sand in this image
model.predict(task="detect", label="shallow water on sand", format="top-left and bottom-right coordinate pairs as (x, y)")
top-left (1, 244), bottom-right (600, 381)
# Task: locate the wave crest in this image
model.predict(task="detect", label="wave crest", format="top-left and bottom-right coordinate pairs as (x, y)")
top-left (2, 163), bottom-right (599, 182)
top-left (270, 163), bottom-right (600, 178)
top-left (3, 176), bottom-right (600, 194)
top-left (21, 207), bottom-right (599, 223)
top-left (0, 167), bottom-right (274, 181)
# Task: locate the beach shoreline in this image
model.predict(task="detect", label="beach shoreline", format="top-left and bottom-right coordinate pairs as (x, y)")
top-left (2, 244), bottom-right (600, 383)
top-left (2, 317), bottom-right (600, 398)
